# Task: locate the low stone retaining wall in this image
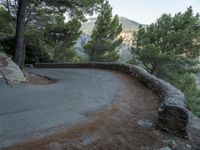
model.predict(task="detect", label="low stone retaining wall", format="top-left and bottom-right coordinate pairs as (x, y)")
top-left (35, 62), bottom-right (189, 137)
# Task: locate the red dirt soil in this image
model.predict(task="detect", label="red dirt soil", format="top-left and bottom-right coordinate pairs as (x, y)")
top-left (26, 74), bottom-right (56, 85)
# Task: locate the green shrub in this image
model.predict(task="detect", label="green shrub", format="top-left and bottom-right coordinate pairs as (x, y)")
top-left (25, 43), bottom-right (52, 64)
top-left (0, 36), bottom-right (52, 64)
top-left (171, 73), bottom-right (200, 117)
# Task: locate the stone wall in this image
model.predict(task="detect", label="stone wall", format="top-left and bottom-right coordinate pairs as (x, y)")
top-left (35, 62), bottom-right (189, 137)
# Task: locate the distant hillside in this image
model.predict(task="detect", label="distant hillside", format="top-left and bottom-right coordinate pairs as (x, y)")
top-left (76, 17), bottom-right (147, 63)
top-left (119, 17), bottom-right (143, 31)
top-left (81, 17), bottom-right (146, 34)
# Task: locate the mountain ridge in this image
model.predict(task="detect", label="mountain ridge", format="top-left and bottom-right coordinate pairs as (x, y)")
top-left (81, 16), bottom-right (147, 34)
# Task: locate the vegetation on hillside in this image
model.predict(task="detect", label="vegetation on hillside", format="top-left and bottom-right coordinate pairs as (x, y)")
top-left (132, 7), bottom-right (200, 116)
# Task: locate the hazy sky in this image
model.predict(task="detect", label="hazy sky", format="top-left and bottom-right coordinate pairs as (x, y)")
top-left (109, 0), bottom-right (200, 24)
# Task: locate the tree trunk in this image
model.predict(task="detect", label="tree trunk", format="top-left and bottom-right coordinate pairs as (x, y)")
top-left (53, 41), bottom-right (59, 62)
top-left (22, 38), bottom-right (26, 65)
top-left (14, 0), bottom-right (26, 68)
top-left (90, 47), bottom-right (95, 62)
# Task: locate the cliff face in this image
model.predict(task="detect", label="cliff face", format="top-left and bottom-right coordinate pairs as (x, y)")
top-left (117, 43), bottom-right (132, 63)
top-left (74, 34), bottom-right (91, 56)
top-left (119, 31), bottom-right (134, 45)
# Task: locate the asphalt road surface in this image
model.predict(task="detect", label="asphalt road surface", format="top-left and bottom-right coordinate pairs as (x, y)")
top-left (0, 69), bottom-right (125, 148)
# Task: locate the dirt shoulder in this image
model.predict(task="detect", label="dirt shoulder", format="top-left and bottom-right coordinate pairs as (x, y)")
top-left (5, 71), bottom-right (200, 150)
top-left (26, 73), bottom-right (56, 85)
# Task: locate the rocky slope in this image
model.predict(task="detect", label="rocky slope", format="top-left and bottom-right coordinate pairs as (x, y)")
top-left (81, 17), bottom-right (146, 34)
top-left (74, 34), bottom-right (91, 55)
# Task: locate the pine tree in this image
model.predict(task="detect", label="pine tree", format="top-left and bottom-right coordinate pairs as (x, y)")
top-left (2, 0), bottom-right (104, 67)
top-left (45, 18), bottom-right (82, 61)
top-left (14, 0), bottom-right (26, 68)
top-left (134, 7), bottom-right (200, 77)
top-left (0, 7), bottom-right (14, 34)
top-left (85, 0), bottom-right (122, 62)
top-left (133, 7), bottom-right (200, 116)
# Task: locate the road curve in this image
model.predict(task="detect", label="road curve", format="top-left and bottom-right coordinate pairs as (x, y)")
top-left (0, 69), bottom-right (125, 148)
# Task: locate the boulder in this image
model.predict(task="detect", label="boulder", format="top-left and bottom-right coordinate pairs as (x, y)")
top-left (0, 53), bottom-right (27, 83)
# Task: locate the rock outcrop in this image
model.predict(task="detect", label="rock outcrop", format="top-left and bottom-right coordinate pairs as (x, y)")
top-left (74, 34), bottom-right (91, 55)
top-left (0, 53), bottom-right (27, 83)
top-left (117, 43), bottom-right (132, 63)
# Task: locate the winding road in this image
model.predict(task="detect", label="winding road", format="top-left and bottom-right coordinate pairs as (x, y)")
top-left (1, 68), bottom-right (199, 150)
top-left (0, 69), bottom-right (125, 148)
